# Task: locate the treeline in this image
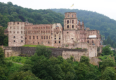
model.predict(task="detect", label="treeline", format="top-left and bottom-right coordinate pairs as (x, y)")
top-left (0, 2), bottom-right (64, 28)
top-left (1, 45), bottom-right (116, 80)
top-left (51, 9), bottom-right (116, 47)
top-left (0, 27), bottom-right (8, 46)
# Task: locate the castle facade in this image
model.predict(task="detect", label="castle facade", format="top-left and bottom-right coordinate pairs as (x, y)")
top-left (7, 12), bottom-right (101, 48)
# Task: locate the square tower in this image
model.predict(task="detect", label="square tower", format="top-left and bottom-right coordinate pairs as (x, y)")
top-left (64, 12), bottom-right (78, 30)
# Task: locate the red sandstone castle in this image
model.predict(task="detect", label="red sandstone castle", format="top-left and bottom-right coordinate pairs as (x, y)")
top-left (7, 12), bottom-right (101, 48)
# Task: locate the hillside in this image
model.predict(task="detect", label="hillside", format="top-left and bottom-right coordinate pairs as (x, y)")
top-left (0, 2), bottom-right (64, 27)
top-left (0, 2), bottom-right (116, 47)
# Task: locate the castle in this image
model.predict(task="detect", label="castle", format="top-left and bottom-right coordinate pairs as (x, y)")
top-left (7, 12), bottom-right (101, 48)
top-left (3, 12), bottom-right (102, 61)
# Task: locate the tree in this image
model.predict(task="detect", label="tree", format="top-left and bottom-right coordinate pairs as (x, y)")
top-left (100, 67), bottom-right (116, 80)
top-left (35, 45), bottom-right (51, 58)
top-left (102, 46), bottom-right (114, 55)
top-left (80, 56), bottom-right (90, 65)
top-left (9, 71), bottom-right (40, 80)
top-left (0, 47), bottom-right (5, 64)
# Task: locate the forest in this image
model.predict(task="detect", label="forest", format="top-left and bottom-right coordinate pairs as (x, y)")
top-left (0, 2), bottom-right (116, 47)
top-left (1, 45), bottom-right (116, 80)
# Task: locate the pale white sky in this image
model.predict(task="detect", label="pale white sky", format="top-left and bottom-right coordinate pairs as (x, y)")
top-left (0, 0), bottom-right (116, 20)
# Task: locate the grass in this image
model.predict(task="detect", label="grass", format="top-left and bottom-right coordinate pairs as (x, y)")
top-left (5, 56), bottom-right (30, 64)
top-left (23, 44), bottom-right (55, 48)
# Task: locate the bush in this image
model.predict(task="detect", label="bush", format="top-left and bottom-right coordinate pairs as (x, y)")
top-left (36, 45), bottom-right (52, 58)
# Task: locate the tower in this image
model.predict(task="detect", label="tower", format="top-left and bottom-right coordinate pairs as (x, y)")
top-left (64, 12), bottom-right (78, 30)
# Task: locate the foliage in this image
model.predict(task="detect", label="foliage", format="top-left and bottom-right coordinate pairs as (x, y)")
top-left (5, 56), bottom-right (30, 63)
top-left (9, 71), bottom-right (40, 80)
top-left (23, 44), bottom-right (55, 48)
top-left (100, 67), bottom-right (116, 80)
top-left (80, 56), bottom-right (90, 65)
top-left (0, 27), bottom-right (8, 46)
top-left (36, 45), bottom-right (52, 58)
top-left (0, 47), bottom-right (5, 64)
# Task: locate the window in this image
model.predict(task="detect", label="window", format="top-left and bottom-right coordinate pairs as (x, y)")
top-left (87, 41), bottom-right (89, 43)
top-left (33, 36), bottom-right (35, 39)
top-left (14, 31), bottom-right (15, 33)
top-left (72, 15), bottom-right (73, 17)
top-left (21, 36), bottom-right (23, 38)
top-left (55, 41), bottom-right (56, 43)
top-left (72, 25), bottom-right (74, 28)
top-left (68, 14), bottom-right (69, 17)
top-left (72, 20), bottom-right (74, 23)
top-left (10, 27), bottom-right (12, 29)
top-left (59, 41), bottom-right (60, 43)
top-left (17, 31), bottom-right (19, 33)
top-left (21, 31), bottom-right (23, 34)
top-left (67, 20), bottom-right (69, 24)
top-left (37, 36), bottom-right (38, 39)
top-left (44, 36), bottom-right (45, 39)
top-left (59, 38), bottom-right (60, 39)
top-left (67, 32), bottom-right (68, 34)
top-left (21, 40), bottom-right (23, 42)
top-left (14, 40), bottom-right (15, 42)
top-left (67, 25), bottom-right (69, 28)
top-left (48, 41), bottom-right (50, 44)
top-left (55, 35), bottom-right (56, 37)
top-left (55, 38), bottom-right (56, 39)
top-left (13, 36), bottom-right (15, 38)
top-left (38, 42), bottom-right (39, 44)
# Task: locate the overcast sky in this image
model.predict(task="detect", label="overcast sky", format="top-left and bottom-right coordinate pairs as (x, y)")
top-left (1, 0), bottom-right (116, 20)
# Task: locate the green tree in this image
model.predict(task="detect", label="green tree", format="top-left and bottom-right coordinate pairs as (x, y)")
top-left (102, 46), bottom-right (114, 55)
top-left (35, 45), bottom-right (51, 58)
top-left (9, 71), bottom-right (40, 80)
top-left (0, 47), bottom-right (5, 64)
top-left (100, 67), bottom-right (116, 80)
top-left (80, 56), bottom-right (90, 65)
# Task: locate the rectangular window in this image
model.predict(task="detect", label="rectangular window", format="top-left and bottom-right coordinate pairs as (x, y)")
top-left (41, 36), bottom-right (43, 39)
top-left (21, 40), bottom-right (23, 42)
top-left (44, 36), bottom-right (45, 39)
top-left (13, 36), bottom-right (15, 38)
top-left (37, 36), bottom-right (38, 39)
top-left (21, 36), bottom-right (23, 38)
top-left (72, 20), bottom-right (74, 23)
top-left (14, 40), bottom-right (15, 42)
top-left (67, 25), bottom-right (69, 28)
top-left (55, 41), bottom-right (56, 43)
top-left (59, 41), bottom-right (60, 43)
top-left (72, 25), bottom-right (74, 28)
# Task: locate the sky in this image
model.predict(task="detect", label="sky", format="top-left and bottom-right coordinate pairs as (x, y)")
top-left (0, 0), bottom-right (116, 20)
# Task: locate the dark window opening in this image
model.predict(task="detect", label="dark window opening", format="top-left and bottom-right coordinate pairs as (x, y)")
top-left (14, 40), bottom-right (15, 42)
top-left (21, 40), bottom-right (23, 42)
top-left (33, 36), bottom-right (35, 39)
top-left (44, 36), bottom-right (45, 39)
top-left (72, 20), bottom-right (74, 23)
top-left (55, 41), bottom-right (56, 43)
top-left (29, 36), bottom-right (31, 39)
top-left (87, 41), bottom-right (89, 43)
top-left (67, 32), bottom-right (68, 34)
top-left (48, 41), bottom-right (50, 44)
top-left (59, 38), bottom-right (61, 39)
top-left (67, 20), bottom-right (69, 24)
top-left (13, 36), bottom-right (15, 38)
top-left (59, 41), bottom-right (60, 43)
top-left (37, 36), bottom-right (38, 39)
top-left (38, 42), bottom-right (39, 44)
top-left (67, 25), bottom-right (69, 28)
top-left (72, 25), bottom-right (74, 28)
top-left (55, 38), bottom-right (56, 39)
